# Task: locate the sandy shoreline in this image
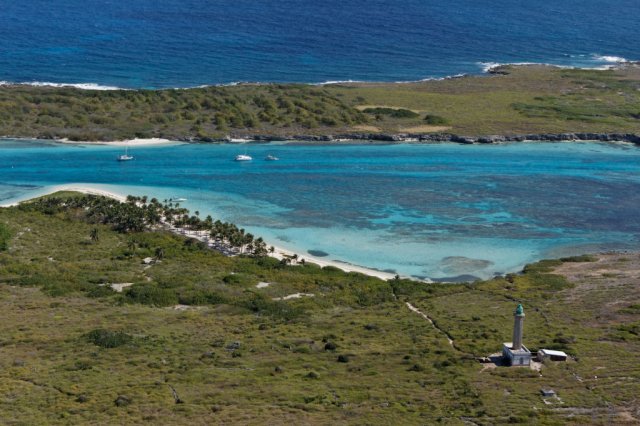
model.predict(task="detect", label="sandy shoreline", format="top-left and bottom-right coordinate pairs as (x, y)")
top-left (59, 137), bottom-right (178, 147)
top-left (0, 184), bottom-right (399, 281)
top-left (0, 184), bottom-right (128, 208)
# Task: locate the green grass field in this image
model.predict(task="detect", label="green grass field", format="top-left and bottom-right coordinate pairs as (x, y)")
top-left (0, 194), bottom-right (638, 424)
top-left (1, 65), bottom-right (639, 142)
top-left (327, 65), bottom-right (640, 135)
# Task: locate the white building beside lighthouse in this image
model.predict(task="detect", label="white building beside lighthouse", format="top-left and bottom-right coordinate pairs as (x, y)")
top-left (502, 303), bottom-right (532, 366)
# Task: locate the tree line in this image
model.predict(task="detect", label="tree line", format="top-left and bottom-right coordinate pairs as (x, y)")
top-left (20, 194), bottom-right (270, 257)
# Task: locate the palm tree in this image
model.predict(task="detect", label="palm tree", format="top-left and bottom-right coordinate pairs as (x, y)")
top-left (155, 247), bottom-right (164, 260)
top-left (127, 239), bottom-right (137, 255)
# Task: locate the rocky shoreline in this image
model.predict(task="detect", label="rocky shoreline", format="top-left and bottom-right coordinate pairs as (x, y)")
top-left (184, 132), bottom-right (640, 145)
top-left (3, 132), bottom-right (640, 146)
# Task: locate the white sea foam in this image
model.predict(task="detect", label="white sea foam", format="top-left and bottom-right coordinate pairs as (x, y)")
top-left (0, 81), bottom-right (125, 90)
top-left (313, 79), bottom-right (365, 86)
top-left (1, 55), bottom-right (635, 92)
top-left (474, 58), bottom-right (636, 74)
top-left (477, 62), bottom-right (553, 73)
top-left (592, 54), bottom-right (628, 63)
top-left (417, 73), bottom-right (467, 82)
top-left (313, 74), bottom-right (469, 86)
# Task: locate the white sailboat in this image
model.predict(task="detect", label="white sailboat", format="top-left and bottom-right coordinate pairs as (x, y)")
top-left (235, 148), bottom-right (252, 161)
top-left (117, 143), bottom-right (134, 161)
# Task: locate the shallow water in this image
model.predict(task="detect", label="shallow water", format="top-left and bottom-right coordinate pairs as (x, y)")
top-left (1, 140), bottom-right (639, 280)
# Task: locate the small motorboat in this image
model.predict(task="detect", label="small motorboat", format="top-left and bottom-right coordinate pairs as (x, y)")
top-left (265, 154), bottom-right (279, 161)
top-left (235, 154), bottom-right (252, 161)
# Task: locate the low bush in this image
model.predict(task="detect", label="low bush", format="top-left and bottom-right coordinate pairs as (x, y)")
top-left (123, 284), bottom-right (179, 307)
top-left (85, 329), bottom-right (133, 348)
top-left (241, 294), bottom-right (305, 321)
top-left (362, 107), bottom-right (419, 118)
top-left (423, 114), bottom-right (449, 125)
top-left (0, 223), bottom-right (10, 251)
top-left (560, 254), bottom-right (597, 262)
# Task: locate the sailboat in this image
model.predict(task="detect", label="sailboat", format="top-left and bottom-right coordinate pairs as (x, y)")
top-left (117, 143), bottom-right (134, 161)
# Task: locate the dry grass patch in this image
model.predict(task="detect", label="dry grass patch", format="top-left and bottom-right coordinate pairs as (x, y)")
top-left (352, 125), bottom-right (382, 132)
top-left (400, 125), bottom-right (451, 133)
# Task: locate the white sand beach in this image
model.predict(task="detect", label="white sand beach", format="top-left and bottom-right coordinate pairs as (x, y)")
top-left (0, 184), bottom-right (127, 207)
top-left (60, 138), bottom-right (178, 147)
top-left (267, 244), bottom-right (399, 281)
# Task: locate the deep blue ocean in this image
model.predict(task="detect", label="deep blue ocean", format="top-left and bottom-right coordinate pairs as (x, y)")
top-left (1, 141), bottom-right (639, 281)
top-left (1, 0), bottom-right (639, 88)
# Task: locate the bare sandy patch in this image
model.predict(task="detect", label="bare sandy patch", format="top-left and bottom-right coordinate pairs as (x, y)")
top-left (353, 125), bottom-right (382, 132)
top-left (400, 125), bottom-right (451, 133)
top-left (110, 283), bottom-right (134, 292)
top-left (273, 293), bottom-right (315, 301)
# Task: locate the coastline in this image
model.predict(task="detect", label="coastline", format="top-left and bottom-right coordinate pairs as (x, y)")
top-left (1, 60), bottom-right (636, 91)
top-left (3, 132), bottom-right (640, 147)
top-left (0, 184), bottom-right (399, 281)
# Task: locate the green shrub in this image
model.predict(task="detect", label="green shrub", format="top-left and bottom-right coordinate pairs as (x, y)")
top-left (620, 304), bottom-right (640, 314)
top-left (177, 289), bottom-right (226, 305)
top-left (362, 107), bottom-right (419, 118)
top-left (85, 329), bottom-right (133, 348)
top-left (86, 285), bottom-right (116, 298)
top-left (559, 254), bottom-right (597, 262)
top-left (123, 284), bottom-right (179, 307)
top-left (423, 114), bottom-right (449, 125)
top-left (522, 259), bottom-right (563, 274)
top-left (222, 273), bottom-right (252, 286)
top-left (241, 294), bottom-right (305, 321)
top-left (0, 223), bottom-right (10, 251)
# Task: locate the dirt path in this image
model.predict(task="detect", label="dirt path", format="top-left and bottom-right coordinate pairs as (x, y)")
top-left (406, 302), bottom-right (456, 348)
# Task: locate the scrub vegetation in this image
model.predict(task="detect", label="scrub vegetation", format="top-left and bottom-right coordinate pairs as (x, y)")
top-left (0, 193), bottom-right (638, 424)
top-left (0, 84), bottom-right (367, 141)
top-left (0, 65), bottom-right (639, 141)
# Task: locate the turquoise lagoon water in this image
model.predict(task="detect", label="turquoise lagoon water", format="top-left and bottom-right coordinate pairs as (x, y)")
top-left (1, 140), bottom-right (639, 281)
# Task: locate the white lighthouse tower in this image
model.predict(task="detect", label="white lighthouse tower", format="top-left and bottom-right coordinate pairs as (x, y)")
top-left (502, 304), bottom-right (532, 366)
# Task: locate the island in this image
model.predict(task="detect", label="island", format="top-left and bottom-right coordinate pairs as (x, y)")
top-left (1, 64), bottom-right (639, 144)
